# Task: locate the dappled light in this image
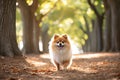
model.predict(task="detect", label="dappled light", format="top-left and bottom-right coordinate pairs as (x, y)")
top-left (73, 53), bottom-right (119, 59)
top-left (71, 64), bottom-right (99, 74)
top-left (25, 54), bottom-right (50, 67)
top-left (46, 75), bottom-right (63, 79)
top-left (39, 54), bottom-right (50, 59)
top-left (26, 58), bottom-right (47, 67)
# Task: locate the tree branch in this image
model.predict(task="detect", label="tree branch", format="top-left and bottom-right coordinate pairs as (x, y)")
top-left (37, 1), bottom-right (58, 23)
top-left (103, 0), bottom-right (109, 10)
top-left (87, 0), bottom-right (100, 18)
top-left (31, 0), bottom-right (38, 13)
top-left (83, 15), bottom-right (90, 35)
top-left (79, 25), bottom-right (87, 34)
top-left (83, 15), bottom-right (90, 32)
top-left (17, 0), bottom-right (28, 10)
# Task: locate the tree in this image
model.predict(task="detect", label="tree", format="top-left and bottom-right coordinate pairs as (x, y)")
top-left (109, 0), bottom-right (120, 51)
top-left (18, 0), bottom-right (58, 54)
top-left (103, 0), bottom-right (120, 52)
top-left (42, 23), bottom-right (50, 53)
top-left (82, 15), bottom-right (91, 52)
top-left (18, 0), bottom-right (37, 54)
top-left (0, 0), bottom-right (21, 57)
top-left (103, 0), bottom-right (111, 51)
top-left (87, 0), bottom-right (104, 52)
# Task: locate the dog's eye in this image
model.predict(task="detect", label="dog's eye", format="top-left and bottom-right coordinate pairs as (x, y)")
top-left (57, 41), bottom-right (59, 43)
top-left (62, 41), bottom-right (64, 43)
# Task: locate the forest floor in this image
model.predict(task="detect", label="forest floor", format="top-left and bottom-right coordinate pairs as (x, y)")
top-left (0, 52), bottom-right (120, 80)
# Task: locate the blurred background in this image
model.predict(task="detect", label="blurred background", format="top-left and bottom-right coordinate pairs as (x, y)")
top-left (16, 0), bottom-right (119, 54)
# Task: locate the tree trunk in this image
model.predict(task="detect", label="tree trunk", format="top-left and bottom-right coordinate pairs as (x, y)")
top-left (109, 0), bottom-right (120, 51)
top-left (83, 15), bottom-right (91, 52)
top-left (18, 0), bottom-right (34, 54)
top-left (91, 19), bottom-right (98, 52)
top-left (42, 24), bottom-right (50, 53)
top-left (96, 17), bottom-right (103, 52)
top-left (33, 18), bottom-right (41, 53)
top-left (87, 0), bottom-right (104, 52)
top-left (0, 0), bottom-right (21, 57)
top-left (89, 17), bottom-right (103, 52)
top-left (103, 0), bottom-right (112, 51)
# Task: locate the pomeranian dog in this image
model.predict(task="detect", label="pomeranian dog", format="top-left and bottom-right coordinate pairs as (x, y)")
top-left (49, 34), bottom-right (72, 71)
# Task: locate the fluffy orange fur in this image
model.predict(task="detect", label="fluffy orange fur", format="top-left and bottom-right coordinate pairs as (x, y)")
top-left (49, 34), bottom-right (72, 71)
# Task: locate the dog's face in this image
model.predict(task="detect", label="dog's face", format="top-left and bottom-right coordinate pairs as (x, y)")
top-left (52, 34), bottom-right (70, 49)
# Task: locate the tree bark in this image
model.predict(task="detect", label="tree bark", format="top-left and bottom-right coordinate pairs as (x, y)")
top-left (83, 15), bottom-right (91, 51)
top-left (96, 17), bottom-right (104, 52)
top-left (91, 19), bottom-right (98, 52)
top-left (33, 18), bottom-right (41, 53)
top-left (103, 0), bottom-right (112, 51)
top-left (42, 24), bottom-right (50, 53)
top-left (109, 0), bottom-right (120, 51)
top-left (0, 0), bottom-right (21, 57)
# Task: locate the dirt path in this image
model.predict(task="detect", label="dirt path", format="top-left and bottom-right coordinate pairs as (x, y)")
top-left (0, 53), bottom-right (120, 80)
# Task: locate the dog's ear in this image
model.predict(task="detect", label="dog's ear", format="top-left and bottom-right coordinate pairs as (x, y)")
top-left (62, 34), bottom-right (67, 39)
top-left (54, 34), bottom-right (59, 39)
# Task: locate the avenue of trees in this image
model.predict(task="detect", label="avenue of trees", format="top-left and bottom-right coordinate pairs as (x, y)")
top-left (0, 0), bottom-right (120, 57)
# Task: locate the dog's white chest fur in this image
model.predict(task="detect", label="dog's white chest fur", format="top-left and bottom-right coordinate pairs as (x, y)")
top-left (50, 48), bottom-right (72, 64)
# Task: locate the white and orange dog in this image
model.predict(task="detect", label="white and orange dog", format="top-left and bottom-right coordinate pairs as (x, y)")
top-left (49, 34), bottom-right (72, 71)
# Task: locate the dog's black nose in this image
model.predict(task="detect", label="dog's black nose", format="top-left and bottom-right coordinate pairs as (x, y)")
top-left (57, 43), bottom-right (64, 48)
top-left (59, 43), bottom-right (62, 46)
